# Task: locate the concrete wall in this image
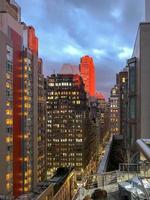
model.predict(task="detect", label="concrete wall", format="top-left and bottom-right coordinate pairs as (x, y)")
top-left (140, 23), bottom-right (150, 138)
top-left (132, 23), bottom-right (150, 140)
top-left (132, 26), bottom-right (141, 143)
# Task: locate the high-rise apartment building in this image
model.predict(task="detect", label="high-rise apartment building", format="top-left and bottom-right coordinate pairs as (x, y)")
top-left (21, 24), bottom-right (39, 194)
top-left (79, 55), bottom-right (96, 97)
top-left (37, 58), bottom-right (47, 182)
top-left (45, 74), bottom-right (91, 179)
top-left (0, 0), bottom-right (23, 197)
top-left (0, 1), bottom-right (44, 198)
top-left (109, 85), bottom-right (120, 136)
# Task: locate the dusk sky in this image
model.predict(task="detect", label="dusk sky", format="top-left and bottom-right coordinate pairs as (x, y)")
top-left (17, 0), bottom-right (144, 98)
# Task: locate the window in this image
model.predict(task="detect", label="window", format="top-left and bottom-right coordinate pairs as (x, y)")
top-left (6, 183), bottom-right (11, 191)
top-left (129, 62), bottom-right (136, 93)
top-left (6, 89), bottom-right (12, 97)
top-left (6, 127), bottom-right (12, 133)
top-left (49, 83), bottom-right (54, 87)
top-left (122, 77), bottom-right (126, 83)
top-left (129, 97), bottom-right (136, 120)
top-left (6, 119), bottom-right (13, 125)
top-left (6, 101), bottom-right (12, 107)
top-left (6, 155), bottom-right (11, 162)
top-left (6, 62), bottom-right (13, 72)
top-left (6, 109), bottom-right (13, 115)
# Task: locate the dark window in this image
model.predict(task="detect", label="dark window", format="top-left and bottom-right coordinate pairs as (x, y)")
top-left (129, 63), bottom-right (136, 93)
top-left (129, 97), bottom-right (136, 120)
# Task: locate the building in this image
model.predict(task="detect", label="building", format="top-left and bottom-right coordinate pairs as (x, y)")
top-left (37, 58), bottom-right (47, 183)
top-left (22, 24), bottom-right (39, 194)
top-left (45, 74), bottom-right (99, 180)
top-left (50, 168), bottom-right (75, 200)
top-left (45, 74), bottom-right (88, 179)
top-left (16, 168), bottom-right (75, 200)
top-left (117, 70), bottom-right (128, 138)
top-left (83, 97), bottom-right (102, 174)
top-left (79, 55), bottom-right (96, 97)
top-left (109, 85), bottom-right (120, 136)
top-left (60, 64), bottom-right (80, 75)
top-left (96, 92), bottom-right (107, 143)
top-left (125, 23), bottom-right (150, 159)
top-left (0, 0), bottom-right (23, 197)
top-left (0, 0), bottom-right (44, 197)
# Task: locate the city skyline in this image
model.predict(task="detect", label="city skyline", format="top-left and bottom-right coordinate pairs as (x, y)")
top-left (0, 1), bottom-right (150, 199)
top-left (16, 0), bottom-right (144, 98)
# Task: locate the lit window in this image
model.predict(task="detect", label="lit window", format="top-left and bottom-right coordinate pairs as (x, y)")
top-left (76, 100), bottom-right (80, 104)
top-left (6, 173), bottom-right (12, 181)
top-left (6, 119), bottom-right (13, 125)
top-left (6, 155), bottom-right (11, 162)
top-left (6, 73), bottom-right (11, 79)
top-left (6, 183), bottom-right (11, 191)
top-left (6, 101), bottom-right (11, 106)
top-left (122, 77), bottom-right (126, 83)
top-left (76, 139), bottom-right (82, 142)
top-left (6, 110), bottom-right (13, 115)
top-left (6, 137), bottom-right (12, 143)
top-left (6, 82), bottom-right (12, 89)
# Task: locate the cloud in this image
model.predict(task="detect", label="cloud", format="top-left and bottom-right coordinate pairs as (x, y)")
top-left (118, 47), bottom-right (133, 60)
top-left (63, 45), bottom-right (84, 56)
top-left (93, 49), bottom-right (107, 58)
top-left (17, 0), bottom-right (144, 98)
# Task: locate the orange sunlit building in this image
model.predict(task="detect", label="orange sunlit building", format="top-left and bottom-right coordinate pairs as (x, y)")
top-left (79, 55), bottom-right (96, 97)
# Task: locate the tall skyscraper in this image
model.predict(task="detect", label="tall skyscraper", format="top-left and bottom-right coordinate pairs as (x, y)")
top-left (21, 24), bottom-right (39, 194)
top-left (45, 74), bottom-right (87, 179)
top-left (79, 55), bottom-right (96, 97)
top-left (0, 0), bottom-right (23, 197)
top-left (45, 74), bottom-right (98, 180)
top-left (0, 0), bottom-right (44, 197)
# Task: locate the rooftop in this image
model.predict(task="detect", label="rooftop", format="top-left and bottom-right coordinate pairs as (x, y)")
top-left (16, 167), bottom-right (74, 200)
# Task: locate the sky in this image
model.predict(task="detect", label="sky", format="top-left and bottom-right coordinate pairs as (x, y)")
top-left (16, 0), bottom-right (144, 98)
